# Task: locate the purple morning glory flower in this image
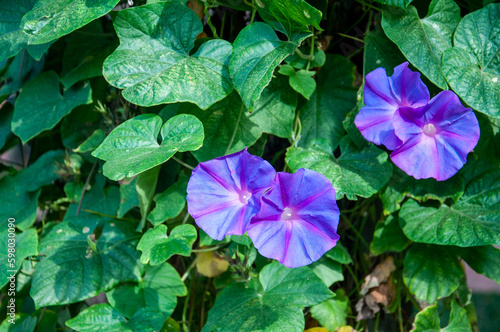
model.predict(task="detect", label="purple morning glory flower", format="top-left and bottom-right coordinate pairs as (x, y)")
top-left (187, 149), bottom-right (276, 241)
top-left (391, 90), bottom-right (480, 181)
top-left (247, 169), bottom-right (340, 268)
top-left (355, 62), bottom-right (430, 150)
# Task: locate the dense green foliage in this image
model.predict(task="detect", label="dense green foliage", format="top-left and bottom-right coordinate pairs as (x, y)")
top-left (1, 0), bottom-right (499, 331)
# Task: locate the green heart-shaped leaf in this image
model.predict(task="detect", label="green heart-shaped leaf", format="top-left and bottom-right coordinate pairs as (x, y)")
top-left (203, 261), bottom-right (333, 332)
top-left (92, 114), bottom-right (204, 181)
top-left (30, 221), bottom-right (143, 308)
top-left (442, 4), bottom-right (500, 118)
top-left (137, 224), bottom-right (197, 265)
top-left (181, 75), bottom-right (296, 161)
top-left (103, 3), bottom-right (233, 109)
top-left (229, 22), bottom-right (301, 111)
top-left (106, 263), bottom-right (187, 319)
top-left (455, 246), bottom-right (500, 284)
top-left (403, 244), bottom-right (463, 304)
top-left (310, 290), bottom-right (349, 332)
top-left (12, 71), bottom-right (92, 143)
top-left (148, 175), bottom-right (188, 226)
top-left (412, 301), bottom-right (470, 331)
top-left (256, 0), bottom-right (322, 41)
top-left (286, 137), bottom-right (393, 200)
top-left (399, 168), bottom-right (500, 247)
top-left (0, 228), bottom-right (38, 288)
top-left (66, 304), bottom-right (164, 332)
top-left (298, 54), bottom-right (357, 150)
top-left (382, 0), bottom-right (461, 89)
top-left (0, 0), bottom-right (54, 61)
top-left (21, 0), bottom-right (120, 45)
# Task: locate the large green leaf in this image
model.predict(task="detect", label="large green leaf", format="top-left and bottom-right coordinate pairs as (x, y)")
top-left (0, 150), bottom-right (65, 230)
top-left (247, 74), bottom-right (297, 139)
top-left (325, 243), bottom-right (352, 265)
top-left (30, 221), bottom-right (143, 308)
top-left (21, 0), bottom-right (120, 45)
top-left (0, 0), bottom-right (34, 60)
top-left (310, 290), bottom-right (349, 332)
top-left (412, 301), bottom-right (471, 332)
top-left (180, 93), bottom-right (261, 162)
top-left (363, 26), bottom-right (406, 76)
top-left (310, 257), bottom-right (344, 287)
top-left (136, 166), bottom-right (160, 231)
top-left (106, 263), bottom-right (187, 319)
top-left (399, 168), bottom-right (500, 247)
top-left (12, 71), bottom-right (92, 143)
top-left (181, 76), bottom-right (296, 161)
top-left (382, 0), bottom-right (461, 89)
top-left (0, 313), bottom-right (37, 332)
top-left (455, 246), bottom-right (500, 284)
top-left (442, 4), bottom-right (500, 118)
top-left (73, 129), bottom-right (106, 154)
top-left (61, 21), bottom-right (118, 88)
top-left (92, 114), bottom-right (204, 181)
top-left (11, 149), bottom-right (65, 192)
top-left (0, 0), bottom-right (52, 61)
top-left (286, 137), bottom-right (393, 199)
top-left (203, 261), bottom-right (333, 332)
top-left (229, 22), bottom-right (301, 111)
top-left (256, 0), bottom-right (322, 41)
top-left (0, 182), bottom-right (40, 231)
top-left (298, 54), bottom-right (357, 149)
top-left (148, 175), bottom-right (188, 225)
top-left (65, 304), bottom-right (164, 332)
top-left (117, 177), bottom-right (139, 218)
top-left (380, 166), bottom-right (465, 216)
top-left (0, 228), bottom-right (37, 288)
top-left (137, 224), bottom-right (197, 265)
top-left (370, 215), bottom-right (411, 255)
top-left (403, 244), bottom-right (463, 304)
top-left (103, 3), bottom-right (232, 109)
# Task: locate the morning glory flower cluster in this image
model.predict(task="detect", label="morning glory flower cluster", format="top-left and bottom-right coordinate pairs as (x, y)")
top-left (355, 62), bottom-right (480, 181)
top-left (186, 149), bottom-right (340, 268)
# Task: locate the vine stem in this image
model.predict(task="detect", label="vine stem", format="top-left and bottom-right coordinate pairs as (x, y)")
top-left (225, 103), bottom-right (244, 155)
top-left (337, 32), bottom-right (364, 44)
top-left (305, 29), bottom-right (315, 71)
top-left (295, 47), bottom-right (314, 61)
top-left (172, 156), bottom-right (194, 170)
top-left (204, 1), bottom-right (219, 38)
top-left (76, 161), bottom-right (98, 216)
top-left (192, 245), bottom-right (224, 253)
top-left (181, 259), bottom-right (197, 282)
top-left (182, 212), bottom-right (190, 225)
top-left (34, 307), bottom-right (46, 332)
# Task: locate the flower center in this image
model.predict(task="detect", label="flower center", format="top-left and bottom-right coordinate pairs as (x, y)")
top-left (239, 190), bottom-right (252, 204)
top-left (281, 207), bottom-right (294, 220)
top-left (423, 123), bottom-right (437, 136)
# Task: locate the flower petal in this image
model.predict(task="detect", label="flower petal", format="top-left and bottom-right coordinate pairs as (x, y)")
top-left (248, 169), bottom-right (340, 268)
top-left (390, 62), bottom-right (430, 106)
top-left (392, 91), bottom-right (480, 181)
top-left (187, 149), bottom-right (276, 240)
top-left (355, 62), bottom-right (430, 150)
top-left (355, 106), bottom-right (403, 149)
